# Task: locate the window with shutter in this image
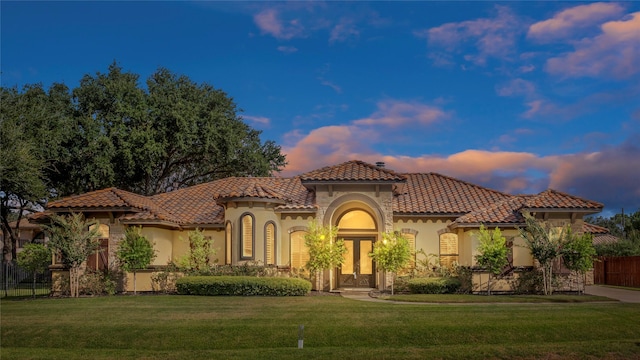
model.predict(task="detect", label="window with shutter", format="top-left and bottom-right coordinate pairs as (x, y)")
top-left (225, 222), bottom-right (232, 264)
top-left (439, 233), bottom-right (459, 268)
top-left (290, 230), bottom-right (309, 270)
top-left (265, 222), bottom-right (275, 265)
top-left (240, 214), bottom-right (254, 259)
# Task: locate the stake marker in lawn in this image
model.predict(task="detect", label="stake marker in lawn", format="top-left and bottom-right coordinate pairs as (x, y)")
top-left (298, 324), bottom-right (304, 349)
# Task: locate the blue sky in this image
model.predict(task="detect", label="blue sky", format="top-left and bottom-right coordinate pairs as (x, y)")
top-left (2, 1), bottom-right (639, 216)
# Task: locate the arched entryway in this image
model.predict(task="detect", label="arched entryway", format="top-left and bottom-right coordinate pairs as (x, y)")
top-left (335, 209), bottom-right (377, 288)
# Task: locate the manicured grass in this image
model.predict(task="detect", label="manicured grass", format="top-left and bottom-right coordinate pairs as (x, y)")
top-left (2, 295), bottom-right (640, 359)
top-left (383, 293), bottom-right (614, 303)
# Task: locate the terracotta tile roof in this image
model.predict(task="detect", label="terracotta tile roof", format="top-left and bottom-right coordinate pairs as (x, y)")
top-left (582, 222), bottom-right (610, 234)
top-left (523, 189), bottom-right (603, 210)
top-left (592, 234), bottom-right (619, 245)
top-left (43, 161), bottom-right (604, 227)
top-left (453, 196), bottom-right (526, 225)
top-left (151, 177), bottom-right (314, 225)
top-left (394, 173), bottom-right (512, 214)
top-left (300, 160), bottom-right (406, 182)
top-left (48, 188), bottom-right (132, 209)
top-left (48, 188), bottom-right (175, 222)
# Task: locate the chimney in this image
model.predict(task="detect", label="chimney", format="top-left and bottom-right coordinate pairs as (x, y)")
top-left (375, 161), bottom-right (385, 168)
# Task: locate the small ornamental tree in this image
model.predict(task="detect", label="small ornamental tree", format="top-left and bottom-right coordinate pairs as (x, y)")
top-left (518, 212), bottom-right (565, 295)
top-left (16, 243), bottom-right (51, 298)
top-left (117, 226), bottom-right (156, 295)
top-left (178, 229), bottom-right (216, 274)
top-left (562, 228), bottom-right (596, 294)
top-left (369, 231), bottom-right (412, 295)
top-left (304, 221), bottom-right (347, 292)
top-left (44, 213), bottom-right (102, 298)
top-left (474, 225), bottom-right (508, 295)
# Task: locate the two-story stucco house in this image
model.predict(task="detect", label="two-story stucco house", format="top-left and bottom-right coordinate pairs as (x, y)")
top-left (40, 160), bottom-right (603, 292)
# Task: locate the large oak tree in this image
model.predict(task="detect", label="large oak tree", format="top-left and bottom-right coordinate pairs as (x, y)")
top-left (1, 62), bottom-right (287, 260)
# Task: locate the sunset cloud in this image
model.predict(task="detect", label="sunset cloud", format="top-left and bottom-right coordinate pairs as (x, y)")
top-left (330, 18), bottom-right (360, 43)
top-left (254, 8), bottom-right (305, 40)
top-left (528, 2), bottom-right (625, 42)
top-left (419, 5), bottom-right (521, 66)
top-left (277, 45), bottom-right (298, 54)
top-left (242, 115), bottom-right (271, 127)
top-left (353, 100), bottom-right (449, 127)
top-left (546, 11), bottom-right (640, 79)
top-left (280, 131), bottom-right (640, 212)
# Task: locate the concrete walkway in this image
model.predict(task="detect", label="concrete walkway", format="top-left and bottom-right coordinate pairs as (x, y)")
top-left (584, 285), bottom-right (640, 303)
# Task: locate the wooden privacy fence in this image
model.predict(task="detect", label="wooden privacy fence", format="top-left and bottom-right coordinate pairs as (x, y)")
top-left (594, 256), bottom-right (640, 288)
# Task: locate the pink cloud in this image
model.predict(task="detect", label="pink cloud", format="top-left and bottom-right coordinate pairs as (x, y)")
top-left (528, 2), bottom-right (625, 42)
top-left (496, 78), bottom-right (536, 97)
top-left (329, 18), bottom-right (360, 43)
top-left (353, 100), bottom-right (449, 127)
top-left (277, 46), bottom-right (298, 54)
top-left (280, 131), bottom-right (640, 211)
top-left (419, 6), bottom-right (521, 66)
top-left (546, 11), bottom-right (640, 79)
top-left (242, 115), bottom-right (271, 127)
top-left (253, 9), bottom-right (304, 40)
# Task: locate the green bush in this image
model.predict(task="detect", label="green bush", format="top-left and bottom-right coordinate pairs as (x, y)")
top-left (176, 276), bottom-right (312, 296)
top-left (407, 277), bottom-right (462, 294)
top-left (79, 270), bottom-right (117, 296)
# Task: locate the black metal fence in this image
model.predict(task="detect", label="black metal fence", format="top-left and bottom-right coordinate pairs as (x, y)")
top-left (1, 261), bottom-right (51, 298)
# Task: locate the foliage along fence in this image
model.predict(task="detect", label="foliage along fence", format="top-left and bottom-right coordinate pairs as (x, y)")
top-left (1, 261), bottom-right (51, 297)
top-left (594, 256), bottom-right (640, 288)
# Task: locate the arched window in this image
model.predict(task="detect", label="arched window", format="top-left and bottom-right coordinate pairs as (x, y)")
top-left (240, 213), bottom-right (254, 260)
top-left (88, 223), bottom-right (110, 272)
top-left (439, 233), bottom-right (458, 268)
top-left (337, 209), bottom-right (376, 230)
top-left (290, 230), bottom-right (309, 270)
top-left (225, 221), bottom-right (232, 265)
top-left (265, 222), bottom-right (276, 265)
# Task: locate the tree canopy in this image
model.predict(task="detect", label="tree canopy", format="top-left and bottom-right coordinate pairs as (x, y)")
top-left (1, 62), bottom-right (287, 261)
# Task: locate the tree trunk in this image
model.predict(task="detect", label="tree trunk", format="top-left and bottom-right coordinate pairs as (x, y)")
top-left (133, 271), bottom-right (137, 295)
top-left (487, 272), bottom-right (492, 296)
top-left (391, 272), bottom-right (395, 295)
top-left (32, 272), bottom-right (37, 298)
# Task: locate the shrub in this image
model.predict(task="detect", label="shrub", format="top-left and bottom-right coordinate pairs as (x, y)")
top-left (79, 270), bottom-right (117, 296)
top-left (407, 277), bottom-right (462, 294)
top-left (151, 268), bottom-right (183, 294)
top-left (176, 276), bottom-right (311, 296)
top-left (510, 269), bottom-right (544, 294)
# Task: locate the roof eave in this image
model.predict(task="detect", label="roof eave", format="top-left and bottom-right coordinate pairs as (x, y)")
top-left (523, 207), bottom-right (602, 214)
top-left (450, 222), bottom-right (525, 230)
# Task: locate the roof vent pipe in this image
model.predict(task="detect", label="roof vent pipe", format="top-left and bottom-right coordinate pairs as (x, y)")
top-left (375, 161), bottom-right (385, 168)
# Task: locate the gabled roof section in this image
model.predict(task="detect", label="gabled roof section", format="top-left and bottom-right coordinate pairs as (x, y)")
top-left (394, 173), bottom-right (512, 214)
top-left (582, 222), bottom-right (610, 235)
top-left (523, 189), bottom-right (603, 211)
top-left (152, 177), bottom-right (315, 224)
top-left (300, 160), bottom-right (406, 183)
top-left (452, 196), bottom-right (526, 226)
top-left (47, 188), bottom-right (175, 221)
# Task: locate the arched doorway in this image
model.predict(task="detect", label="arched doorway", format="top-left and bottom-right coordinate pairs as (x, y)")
top-left (335, 208), bottom-right (377, 288)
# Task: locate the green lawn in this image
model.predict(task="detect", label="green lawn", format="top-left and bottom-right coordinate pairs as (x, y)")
top-left (2, 295), bottom-right (640, 359)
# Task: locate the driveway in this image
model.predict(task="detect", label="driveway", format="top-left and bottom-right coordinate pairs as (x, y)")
top-left (585, 285), bottom-right (640, 303)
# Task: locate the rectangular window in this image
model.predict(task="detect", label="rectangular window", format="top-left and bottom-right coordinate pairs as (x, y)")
top-left (290, 231), bottom-right (309, 269)
top-left (440, 233), bottom-right (459, 268)
top-left (360, 240), bottom-right (373, 275)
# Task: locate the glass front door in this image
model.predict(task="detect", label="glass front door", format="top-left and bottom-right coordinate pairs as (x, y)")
top-left (338, 239), bottom-right (375, 288)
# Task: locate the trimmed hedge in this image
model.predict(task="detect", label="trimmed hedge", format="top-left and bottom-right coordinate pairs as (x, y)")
top-left (176, 276), bottom-right (312, 296)
top-left (407, 277), bottom-right (462, 294)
